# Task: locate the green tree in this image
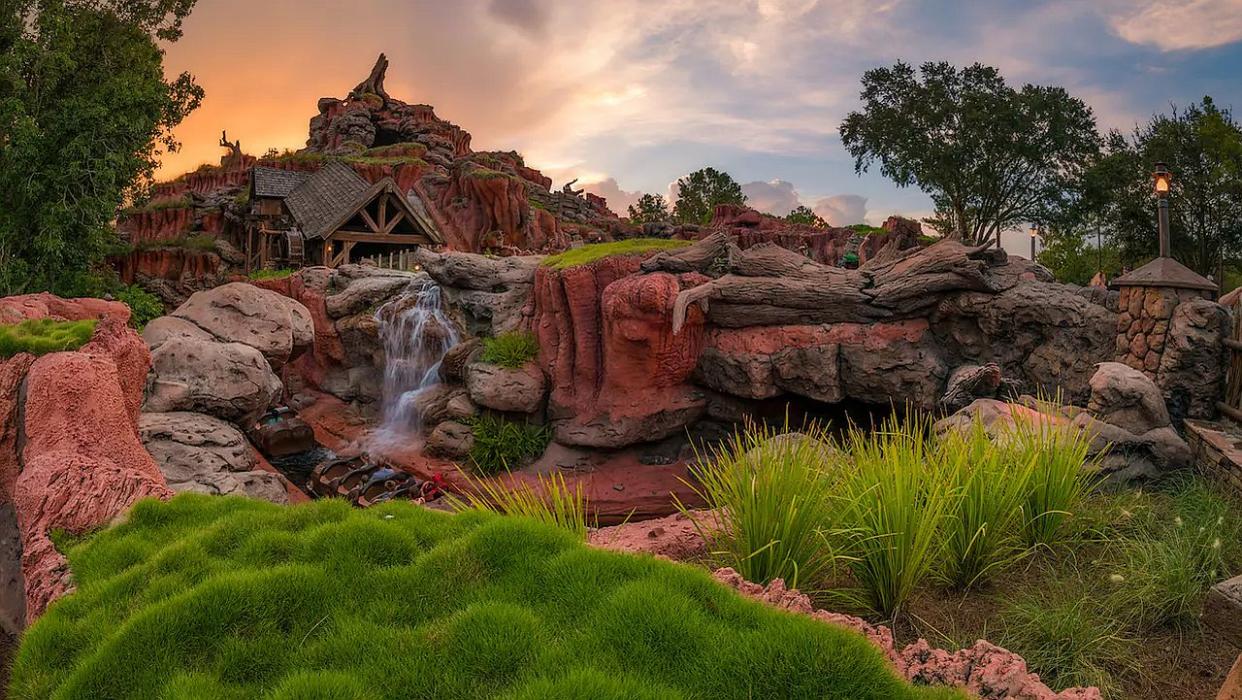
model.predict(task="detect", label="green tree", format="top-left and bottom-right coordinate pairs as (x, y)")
top-left (671, 167), bottom-right (746, 225)
top-left (839, 61), bottom-right (1099, 247)
top-left (785, 205), bottom-right (828, 227)
top-left (0, 0), bottom-right (203, 296)
top-left (626, 193), bottom-right (670, 224)
top-left (1082, 97), bottom-right (1242, 278)
top-left (1036, 227), bottom-right (1121, 286)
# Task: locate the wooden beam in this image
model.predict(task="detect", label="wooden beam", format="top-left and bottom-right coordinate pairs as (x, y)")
top-left (378, 196), bottom-right (387, 231)
top-left (1218, 401), bottom-right (1242, 426)
top-left (383, 210), bottom-right (406, 234)
top-left (359, 207), bottom-right (381, 233)
top-left (331, 231), bottom-right (433, 245)
top-left (1225, 338), bottom-right (1242, 353)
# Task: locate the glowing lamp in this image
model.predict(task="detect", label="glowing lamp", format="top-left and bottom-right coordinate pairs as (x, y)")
top-left (1154, 162), bottom-right (1172, 195)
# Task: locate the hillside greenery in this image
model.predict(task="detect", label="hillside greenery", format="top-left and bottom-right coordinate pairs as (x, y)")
top-left (541, 239), bottom-right (690, 270)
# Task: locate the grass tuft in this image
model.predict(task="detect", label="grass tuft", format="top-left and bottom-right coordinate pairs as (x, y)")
top-left (249, 268), bottom-right (295, 281)
top-left (480, 331), bottom-right (539, 369)
top-left (449, 470), bottom-right (592, 539)
top-left (468, 415), bottom-right (551, 476)
top-left (0, 319), bottom-right (97, 358)
top-left (541, 239), bottom-right (691, 270)
top-left (8, 494), bottom-right (959, 700)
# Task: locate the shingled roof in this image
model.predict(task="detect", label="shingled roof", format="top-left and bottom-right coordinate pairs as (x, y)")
top-left (284, 162), bottom-right (372, 240)
top-left (250, 166), bottom-right (310, 199)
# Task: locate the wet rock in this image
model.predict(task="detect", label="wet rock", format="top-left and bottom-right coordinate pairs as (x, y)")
top-left (426, 421), bottom-right (474, 459)
top-left (465, 362), bottom-right (546, 414)
top-left (139, 412), bottom-right (292, 504)
top-left (144, 337), bottom-right (282, 426)
top-left (324, 274), bottom-right (415, 319)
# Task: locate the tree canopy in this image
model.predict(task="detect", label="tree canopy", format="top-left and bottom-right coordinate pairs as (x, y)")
top-left (1078, 97), bottom-right (1242, 278)
top-left (626, 193), bottom-right (670, 224)
top-left (0, 0), bottom-right (202, 295)
top-left (839, 61), bottom-right (1099, 247)
top-left (671, 167), bottom-right (746, 225)
top-left (785, 205), bottom-right (828, 227)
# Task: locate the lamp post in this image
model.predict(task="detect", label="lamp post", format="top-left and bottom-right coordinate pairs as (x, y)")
top-left (1029, 225), bottom-right (1038, 261)
top-left (1154, 161), bottom-right (1172, 258)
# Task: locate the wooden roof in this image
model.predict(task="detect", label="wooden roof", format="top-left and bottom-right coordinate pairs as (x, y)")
top-left (284, 161), bottom-right (441, 244)
top-left (250, 166), bottom-right (310, 199)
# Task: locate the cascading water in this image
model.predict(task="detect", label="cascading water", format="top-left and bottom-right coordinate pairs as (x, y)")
top-left (370, 277), bottom-right (459, 447)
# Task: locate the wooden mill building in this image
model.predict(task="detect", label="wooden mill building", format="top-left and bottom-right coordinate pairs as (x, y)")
top-left (244, 161), bottom-right (441, 270)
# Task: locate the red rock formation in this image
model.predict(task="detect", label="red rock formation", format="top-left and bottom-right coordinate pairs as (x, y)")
top-left (3, 315), bottom-right (172, 623)
top-left (116, 249), bottom-right (222, 285)
top-left (534, 255), bottom-right (707, 447)
top-left (0, 293), bottom-right (130, 325)
top-left (680, 204), bottom-right (856, 265)
top-left (117, 206), bottom-right (196, 245)
top-left (152, 161), bottom-right (253, 199)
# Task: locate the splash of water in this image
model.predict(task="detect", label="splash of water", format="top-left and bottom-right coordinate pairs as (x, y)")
top-left (370, 278), bottom-right (459, 447)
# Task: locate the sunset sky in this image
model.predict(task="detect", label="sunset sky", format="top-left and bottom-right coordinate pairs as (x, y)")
top-left (160, 0), bottom-right (1242, 248)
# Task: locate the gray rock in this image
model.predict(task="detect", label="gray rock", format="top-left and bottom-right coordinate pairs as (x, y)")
top-left (139, 411), bottom-right (292, 504)
top-left (1087, 362), bottom-right (1170, 434)
top-left (144, 337), bottom-right (282, 426)
top-left (1158, 298), bottom-right (1229, 422)
top-left (466, 362), bottom-right (546, 414)
top-left (141, 315), bottom-right (214, 351)
top-left (324, 275), bottom-right (414, 319)
top-left (940, 363), bottom-right (1004, 414)
top-left (426, 420), bottom-right (474, 459)
top-left (170, 282), bottom-right (313, 370)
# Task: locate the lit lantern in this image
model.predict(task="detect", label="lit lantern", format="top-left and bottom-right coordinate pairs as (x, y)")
top-left (1154, 162), bottom-right (1172, 196)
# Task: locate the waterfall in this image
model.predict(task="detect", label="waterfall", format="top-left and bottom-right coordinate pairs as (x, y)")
top-left (371, 278), bottom-right (459, 446)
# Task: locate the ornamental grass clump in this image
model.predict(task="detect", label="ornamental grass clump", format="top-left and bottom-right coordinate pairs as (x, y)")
top-left (480, 331), bottom-right (539, 369)
top-left (449, 470), bottom-right (592, 539)
top-left (681, 424), bottom-right (848, 590)
top-left (9, 494), bottom-right (961, 700)
top-left (467, 415), bottom-right (551, 476)
top-left (836, 416), bottom-right (955, 619)
top-left (938, 420), bottom-right (1036, 589)
top-left (1009, 416), bottom-right (1099, 548)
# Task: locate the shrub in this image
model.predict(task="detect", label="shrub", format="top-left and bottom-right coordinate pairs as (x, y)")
top-left (835, 417), bottom-right (955, 619)
top-left (114, 285), bottom-right (163, 329)
top-left (480, 331), bottom-right (539, 369)
top-left (450, 470), bottom-right (591, 538)
top-left (468, 415), bottom-right (551, 476)
top-left (682, 425), bottom-right (847, 590)
top-left (0, 319), bottom-right (97, 358)
top-left (9, 494), bottom-right (959, 700)
top-left (541, 238), bottom-right (691, 270)
top-left (249, 268), bottom-right (295, 281)
top-left (938, 421), bottom-right (1034, 588)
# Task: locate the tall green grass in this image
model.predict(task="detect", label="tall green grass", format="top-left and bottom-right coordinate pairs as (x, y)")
top-left (1009, 416), bottom-right (1099, 548)
top-left (468, 415), bottom-right (551, 476)
top-left (0, 319), bottom-right (97, 358)
top-left (480, 331), bottom-right (539, 369)
top-left (682, 425), bottom-right (847, 590)
top-left (449, 470), bottom-right (592, 539)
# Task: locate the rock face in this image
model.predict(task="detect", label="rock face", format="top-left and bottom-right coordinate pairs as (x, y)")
top-left (936, 362), bottom-right (1191, 484)
top-left (465, 362), bottom-right (545, 414)
top-left (172, 282), bottom-right (312, 369)
top-left (139, 412), bottom-right (292, 504)
top-left (0, 314), bottom-right (173, 629)
top-left (1157, 297), bottom-right (1229, 423)
top-left (416, 249), bottom-right (539, 335)
top-left (145, 337), bottom-right (282, 426)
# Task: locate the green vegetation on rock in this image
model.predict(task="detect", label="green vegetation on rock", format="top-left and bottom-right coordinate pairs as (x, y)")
top-left (480, 331), bottom-right (539, 369)
top-left (0, 319), bottom-right (97, 358)
top-left (132, 233), bottom-right (217, 253)
top-left (541, 239), bottom-right (691, 270)
top-left (114, 285), bottom-right (163, 329)
top-left (248, 268), bottom-right (295, 281)
top-left (8, 494), bottom-right (958, 699)
top-left (468, 415), bottom-right (551, 476)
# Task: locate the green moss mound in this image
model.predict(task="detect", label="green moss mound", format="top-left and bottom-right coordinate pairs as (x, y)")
top-left (480, 331), bottom-right (539, 369)
top-left (10, 495), bottom-right (958, 699)
top-left (0, 318), bottom-right (97, 358)
top-left (541, 239), bottom-right (691, 270)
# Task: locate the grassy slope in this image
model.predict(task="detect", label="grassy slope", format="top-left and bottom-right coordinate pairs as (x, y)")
top-left (10, 495), bottom-right (962, 700)
top-left (541, 239), bottom-right (691, 270)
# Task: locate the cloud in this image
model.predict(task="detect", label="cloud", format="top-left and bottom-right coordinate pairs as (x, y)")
top-left (1109, 0), bottom-right (1242, 51)
top-left (487, 0), bottom-right (551, 38)
top-left (812, 194), bottom-right (868, 226)
top-left (741, 179), bottom-right (801, 216)
top-left (581, 177), bottom-right (644, 215)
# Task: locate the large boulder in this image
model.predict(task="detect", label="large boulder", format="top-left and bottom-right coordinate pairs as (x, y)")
top-left (1157, 297), bottom-right (1229, 423)
top-left (144, 337), bottom-right (282, 426)
top-left (139, 412), bottom-right (292, 504)
top-left (171, 282), bottom-right (313, 369)
top-left (323, 274), bottom-right (414, 319)
top-left (426, 420), bottom-right (475, 459)
top-left (465, 362), bottom-right (546, 414)
top-left (1087, 362), bottom-right (1170, 434)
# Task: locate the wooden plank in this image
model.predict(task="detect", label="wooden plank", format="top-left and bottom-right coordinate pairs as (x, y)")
top-left (330, 231), bottom-right (433, 245)
top-left (359, 207), bottom-right (381, 233)
top-left (383, 210), bottom-right (406, 234)
top-left (1225, 338), bottom-right (1242, 352)
top-left (378, 197), bottom-right (387, 231)
top-left (1218, 401), bottom-right (1242, 425)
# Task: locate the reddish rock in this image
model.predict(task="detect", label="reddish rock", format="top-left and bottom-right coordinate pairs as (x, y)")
top-left (116, 248), bottom-right (222, 285)
top-left (152, 161), bottom-right (252, 199)
top-left (0, 355), bottom-right (35, 503)
top-left (695, 204), bottom-right (857, 266)
top-left (0, 293), bottom-right (130, 325)
top-left (589, 510), bottom-right (717, 560)
top-left (535, 256), bottom-right (707, 447)
top-left (80, 318), bottom-right (152, 427)
top-left (116, 206), bottom-right (195, 245)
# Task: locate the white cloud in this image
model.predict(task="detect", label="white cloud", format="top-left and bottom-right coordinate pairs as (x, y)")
top-left (581, 177), bottom-right (644, 215)
top-left (812, 194), bottom-right (868, 226)
top-left (1109, 0), bottom-right (1242, 51)
top-left (741, 179), bottom-right (801, 216)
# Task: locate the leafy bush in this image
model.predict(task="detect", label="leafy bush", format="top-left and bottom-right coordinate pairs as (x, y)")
top-left (9, 495), bottom-right (959, 700)
top-left (683, 425), bottom-right (847, 590)
top-left (114, 285), bottom-right (163, 329)
top-left (468, 415), bottom-right (551, 476)
top-left (541, 239), bottom-right (691, 270)
top-left (480, 331), bottom-right (539, 369)
top-left (0, 319), bottom-right (97, 358)
top-left (249, 268), bottom-right (295, 281)
top-left (450, 470), bottom-right (591, 538)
